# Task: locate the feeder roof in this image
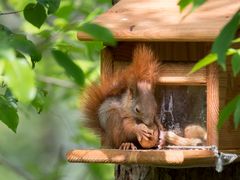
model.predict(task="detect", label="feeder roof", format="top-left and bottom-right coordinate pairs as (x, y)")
top-left (77, 0), bottom-right (240, 42)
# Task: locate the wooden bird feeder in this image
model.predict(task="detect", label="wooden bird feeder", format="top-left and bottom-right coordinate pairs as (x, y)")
top-left (67, 0), bottom-right (240, 169)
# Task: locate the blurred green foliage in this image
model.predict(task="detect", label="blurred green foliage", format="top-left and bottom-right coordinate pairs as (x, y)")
top-left (0, 0), bottom-right (114, 179)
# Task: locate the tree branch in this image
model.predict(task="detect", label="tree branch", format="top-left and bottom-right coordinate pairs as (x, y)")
top-left (37, 75), bottom-right (76, 88)
top-left (0, 10), bottom-right (23, 16)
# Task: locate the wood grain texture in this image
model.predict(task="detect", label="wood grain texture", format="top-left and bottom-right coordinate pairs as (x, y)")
top-left (66, 149), bottom-right (240, 167)
top-left (114, 61), bottom-right (207, 85)
top-left (218, 60), bottom-right (240, 150)
top-left (207, 64), bottom-right (219, 146)
top-left (77, 0), bottom-right (240, 42)
top-left (109, 42), bottom-right (211, 62)
top-left (66, 149), bottom-right (215, 167)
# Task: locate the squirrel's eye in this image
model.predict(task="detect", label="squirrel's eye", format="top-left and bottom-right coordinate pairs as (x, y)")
top-left (135, 106), bottom-right (141, 114)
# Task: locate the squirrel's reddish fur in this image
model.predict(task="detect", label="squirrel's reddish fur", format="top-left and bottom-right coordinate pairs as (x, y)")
top-left (82, 44), bottom-right (207, 149)
top-left (82, 44), bottom-right (160, 142)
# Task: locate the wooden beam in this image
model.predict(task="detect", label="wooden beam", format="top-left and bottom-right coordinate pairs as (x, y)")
top-left (114, 61), bottom-right (207, 85)
top-left (158, 63), bottom-right (206, 85)
top-left (66, 149), bottom-right (240, 167)
top-left (66, 149), bottom-right (216, 167)
top-left (207, 64), bottom-right (219, 146)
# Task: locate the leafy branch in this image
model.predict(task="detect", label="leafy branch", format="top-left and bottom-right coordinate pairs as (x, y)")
top-left (0, 0), bottom-right (115, 133)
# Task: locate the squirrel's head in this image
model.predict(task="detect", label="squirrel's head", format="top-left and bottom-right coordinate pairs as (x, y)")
top-left (128, 81), bottom-right (157, 126)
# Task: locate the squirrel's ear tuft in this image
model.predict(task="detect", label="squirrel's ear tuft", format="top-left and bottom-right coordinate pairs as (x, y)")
top-left (132, 43), bottom-right (155, 66)
top-left (131, 43), bottom-right (160, 84)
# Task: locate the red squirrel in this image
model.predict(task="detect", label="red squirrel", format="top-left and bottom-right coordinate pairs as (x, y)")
top-left (82, 44), bottom-right (206, 149)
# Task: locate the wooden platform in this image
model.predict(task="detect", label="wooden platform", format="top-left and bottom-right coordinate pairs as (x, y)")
top-left (77, 0), bottom-right (240, 42)
top-left (66, 149), bottom-right (240, 168)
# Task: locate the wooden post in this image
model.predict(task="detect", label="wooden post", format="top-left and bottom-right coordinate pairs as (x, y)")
top-left (207, 63), bottom-right (219, 146)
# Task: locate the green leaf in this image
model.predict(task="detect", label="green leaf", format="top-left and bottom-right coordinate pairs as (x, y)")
top-left (0, 25), bottom-right (42, 67)
top-left (82, 8), bottom-right (104, 24)
top-left (32, 89), bottom-right (47, 113)
top-left (232, 37), bottom-right (240, 43)
top-left (192, 0), bottom-right (205, 10)
top-left (234, 98), bottom-right (240, 128)
top-left (9, 34), bottom-right (42, 67)
top-left (0, 95), bottom-right (19, 133)
top-left (78, 23), bottom-right (116, 46)
top-left (52, 50), bottom-right (85, 86)
top-left (232, 50), bottom-right (240, 76)
top-left (178, 0), bottom-right (192, 11)
top-left (190, 53), bottom-right (217, 74)
top-left (23, 3), bottom-right (47, 28)
top-left (218, 95), bottom-right (240, 129)
top-left (55, 3), bottom-right (73, 18)
top-left (38, 0), bottom-right (61, 14)
top-left (4, 88), bottom-right (18, 109)
top-left (212, 12), bottom-right (240, 70)
top-left (4, 60), bottom-right (37, 103)
top-left (0, 29), bottom-right (11, 50)
top-left (178, 0), bottom-right (205, 12)
top-left (190, 48), bottom-right (237, 74)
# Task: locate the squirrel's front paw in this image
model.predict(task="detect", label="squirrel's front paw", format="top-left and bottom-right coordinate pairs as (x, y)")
top-left (135, 123), bottom-right (154, 142)
top-left (119, 142), bottom-right (137, 150)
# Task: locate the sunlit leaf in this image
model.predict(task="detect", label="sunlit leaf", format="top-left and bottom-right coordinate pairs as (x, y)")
top-left (218, 95), bottom-right (240, 129)
top-left (0, 95), bottom-right (19, 133)
top-left (24, 3), bottom-right (47, 28)
top-left (190, 48), bottom-right (237, 74)
top-left (4, 60), bottom-right (37, 103)
top-left (0, 48), bottom-right (15, 61)
top-left (232, 50), bottom-right (240, 76)
top-left (38, 0), bottom-right (61, 14)
top-left (232, 37), bottom-right (240, 43)
top-left (55, 3), bottom-right (73, 18)
top-left (234, 98), bottom-right (240, 128)
top-left (78, 23), bottom-right (116, 46)
top-left (190, 53), bottom-right (217, 74)
top-left (212, 12), bottom-right (240, 70)
top-left (52, 50), bottom-right (85, 86)
top-left (82, 8), bottom-right (104, 24)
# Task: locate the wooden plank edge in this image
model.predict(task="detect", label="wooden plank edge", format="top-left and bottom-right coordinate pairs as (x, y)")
top-left (77, 32), bottom-right (215, 42)
top-left (66, 149), bottom-right (218, 167)
top-left (158, 77), bottom-right (206, 85)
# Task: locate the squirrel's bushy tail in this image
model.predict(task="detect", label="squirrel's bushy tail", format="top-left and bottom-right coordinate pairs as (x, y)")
top-left (82, 44), bottom-right (161, 136)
